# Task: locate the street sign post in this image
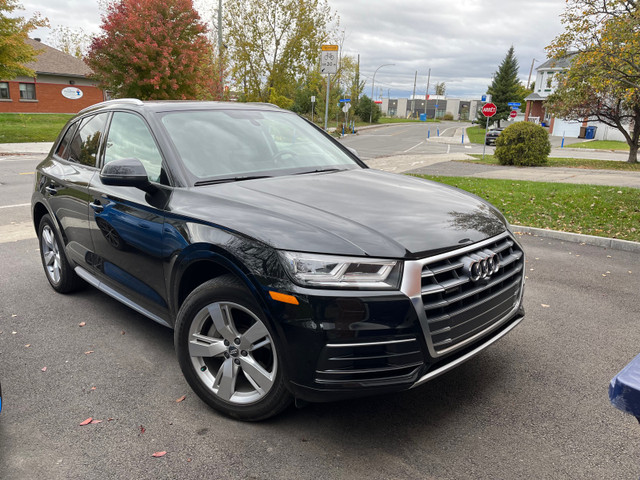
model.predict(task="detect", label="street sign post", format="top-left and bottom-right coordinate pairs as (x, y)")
top-left (482, 102), bottom-right (497, 117)
top-left (481, 102), bottom-right (497, 160)
top-left (321, 45), bottom-right (339, 131)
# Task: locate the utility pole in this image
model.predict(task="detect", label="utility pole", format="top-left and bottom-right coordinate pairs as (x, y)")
top-left (527, 58), bottom-right (538, 90)
top-left (425, 68), bottom-right (431, 117)
top-left (217, 0), bottom-right (223, 98)
top-left (412, 70), bottom-right (417, 118)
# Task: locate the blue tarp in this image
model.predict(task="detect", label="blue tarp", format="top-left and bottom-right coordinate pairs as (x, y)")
top-left (609, 352), bottom-right (640, 420)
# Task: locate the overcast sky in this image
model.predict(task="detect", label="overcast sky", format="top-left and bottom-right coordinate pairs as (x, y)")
top-left (19, 0), bottom-right (566, 100)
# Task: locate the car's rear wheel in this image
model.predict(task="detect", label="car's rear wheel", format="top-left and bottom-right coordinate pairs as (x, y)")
top-left (175, 275), bottom-right (292, 421)
top-left (38, 214), bottom-right (83, 293)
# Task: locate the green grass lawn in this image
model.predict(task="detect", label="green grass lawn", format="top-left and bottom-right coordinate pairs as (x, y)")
top-left (566, 139), bottom-right (629, 150)
top-left (466, 126), bottom-right (487, 144)
top-left (463, 154), bottom-right (640, 171)
top-left (413, 175), bottom-right (640, 242)
top-left (0, 113), bottom-right (73, 143)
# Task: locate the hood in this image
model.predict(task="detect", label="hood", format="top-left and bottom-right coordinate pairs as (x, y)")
top-left (173, 169), bottom-right (508, 259)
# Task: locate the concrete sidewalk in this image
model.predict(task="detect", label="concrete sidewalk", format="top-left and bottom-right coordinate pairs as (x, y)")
top-left (366, 153), bottom-right (640, 189)
top-left (0, 142), bottom-right (53, 155)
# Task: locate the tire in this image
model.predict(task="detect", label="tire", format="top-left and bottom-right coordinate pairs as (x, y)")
top-left (175, 275), bottom-right (292, 421)
top-left (38, 214), bottom-right (83, 293)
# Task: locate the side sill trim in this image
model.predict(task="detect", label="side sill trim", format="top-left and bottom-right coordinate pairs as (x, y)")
top-left (410, 314), bottom-right (524, 389)
top-left (75, 266), bottom-right (171, 328)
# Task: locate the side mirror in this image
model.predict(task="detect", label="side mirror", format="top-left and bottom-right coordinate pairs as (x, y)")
top-left (100, 158), bottom-right (150, 190)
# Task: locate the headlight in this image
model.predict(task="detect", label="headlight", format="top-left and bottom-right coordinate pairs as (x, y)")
top-left (280, 251), bottom-right (402, 289)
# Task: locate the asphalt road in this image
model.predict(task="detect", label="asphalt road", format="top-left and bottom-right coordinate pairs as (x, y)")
top-left (339, 123), bottom-right (632, 163)
top-left (1, 149), bottom-right (639, 479)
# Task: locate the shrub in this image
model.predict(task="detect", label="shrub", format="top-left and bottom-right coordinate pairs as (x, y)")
top-left (494, 122), bottom-right (551, 166)
top-left (354, 95), bottom-right (381, 123)
top-left (443, 112), bottom-right (454, 121)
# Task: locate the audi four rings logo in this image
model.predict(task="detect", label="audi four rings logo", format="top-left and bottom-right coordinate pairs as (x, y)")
top-left (461, 249), bottom-right (500, 282)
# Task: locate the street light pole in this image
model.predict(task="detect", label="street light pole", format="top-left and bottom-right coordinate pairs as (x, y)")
top-left (370, 63), bottom-right (395, 124)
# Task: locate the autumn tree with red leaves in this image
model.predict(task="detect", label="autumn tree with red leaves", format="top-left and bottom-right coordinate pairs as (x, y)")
top-left (87, 0), bottom-right (221, 100)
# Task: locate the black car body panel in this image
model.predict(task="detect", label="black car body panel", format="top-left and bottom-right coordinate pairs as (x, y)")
top-left (32, 100), bottom-right (525, 412)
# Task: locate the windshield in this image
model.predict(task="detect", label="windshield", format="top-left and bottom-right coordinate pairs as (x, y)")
top-left (160, 109), bottom-right (361, 184)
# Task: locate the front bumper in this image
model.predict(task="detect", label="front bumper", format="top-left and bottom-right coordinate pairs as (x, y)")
top-left (269, 232), bottom-right (526, 403)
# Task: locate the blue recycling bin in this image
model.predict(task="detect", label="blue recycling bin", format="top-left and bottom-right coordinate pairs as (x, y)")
top-left (419, 113), bottom-right (426, 121)
top-left (585, 126), bottom-right (597, 139)
top-left (610, 352), bottom-right (640, 422)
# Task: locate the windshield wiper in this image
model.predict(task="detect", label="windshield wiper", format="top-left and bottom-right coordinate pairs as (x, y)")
top-left (293, 168), bottom-right (345, 175)
top-left (194, 175), bottom-right (272, 186)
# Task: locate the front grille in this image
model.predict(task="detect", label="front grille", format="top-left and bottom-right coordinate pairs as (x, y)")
top-left (420, 234), bottom-right (524, 354)
top-left (314, 337), bottom-right (423, 388)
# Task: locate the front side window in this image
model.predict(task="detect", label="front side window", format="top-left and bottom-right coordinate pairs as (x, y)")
top-left (0, 82), bottom-right (9, 99)
top-left (19, 83), bottom-right (36, 100)
top-left (67, 113), bottom-right (109, 167)
top-left (160, 110), bottom-right (360, 183)
top-left (104, 112), bottom-right (165, 183)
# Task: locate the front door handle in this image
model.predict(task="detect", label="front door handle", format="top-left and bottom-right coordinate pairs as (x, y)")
top-left (90, 200), bottom-right (104, 213)
top-left (45, 185), bottom-right (58, 195)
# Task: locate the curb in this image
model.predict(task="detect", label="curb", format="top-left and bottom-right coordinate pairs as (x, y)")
top-left (512, 225), bottom-right (640, 253)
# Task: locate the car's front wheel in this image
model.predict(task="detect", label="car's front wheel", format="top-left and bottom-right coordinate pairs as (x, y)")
top-left (175, 275), bottom-right (292, 421)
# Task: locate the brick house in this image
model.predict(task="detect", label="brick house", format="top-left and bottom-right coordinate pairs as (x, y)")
top-left (0, 38), bottom-right (105, 114)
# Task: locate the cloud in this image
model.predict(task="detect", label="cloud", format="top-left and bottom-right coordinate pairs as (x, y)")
top-left (18, 0), bottom-right (565, 99)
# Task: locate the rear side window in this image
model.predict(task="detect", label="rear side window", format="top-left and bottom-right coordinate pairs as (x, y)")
top-left (54, 122), bottom-right (79, 160)
top-left (66, 113), bottom-right (109, 167)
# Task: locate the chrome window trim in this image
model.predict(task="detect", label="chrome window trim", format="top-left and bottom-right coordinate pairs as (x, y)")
top-left (400, 231), bottom-right (525, 358)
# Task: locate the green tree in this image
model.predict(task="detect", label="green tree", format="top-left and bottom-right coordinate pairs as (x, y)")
top-left (354, 95), bottom-right (380, 123)
top-left (487, 46), bottom-right (522, 127)
top-left (434, 81), bottom-right (446, 96)
top-left (86, 0), bottom-right (219, 100)
top-left (546, 0), bottom-right (640, 163)
top-left (225, 0), bottom-right (336, 104)
top-left (0, 0), bottom-right (48, 79)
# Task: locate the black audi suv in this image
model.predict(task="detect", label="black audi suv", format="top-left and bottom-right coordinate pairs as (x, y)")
top-left (31, 100), bottom-right (525, 420)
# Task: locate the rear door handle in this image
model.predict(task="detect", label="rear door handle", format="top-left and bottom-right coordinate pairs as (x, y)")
top-left (90, 200), bottom-right (104, 213)
top-left (45, 186), bottom-right (58, 195)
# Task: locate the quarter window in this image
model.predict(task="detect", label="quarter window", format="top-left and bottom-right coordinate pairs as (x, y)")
top-left (67, 113), bottom-right (109, 167)
top-left (19, 83), bottom-right (36, 100)
top-left (104, 112), bottom-right (165, 183)
top-left (0, 82), bottom-right (9, 99)
top-left (54, 122), bottom-right (79, 160)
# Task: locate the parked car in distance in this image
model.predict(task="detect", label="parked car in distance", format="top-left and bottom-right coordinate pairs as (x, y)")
top-left (32, 100), bottom-right (526, 421)
top-left (485, 127), bottom-right (505, 145)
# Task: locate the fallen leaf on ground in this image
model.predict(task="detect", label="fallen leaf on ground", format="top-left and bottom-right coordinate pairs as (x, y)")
top-left (107, 418), bottom-right (114, 421)
top-left (12, 314), bottom-right (17, 318)
top-left (176, 395), bottom-right (186, 403)
top-left (11, 331), bottom-right (17, 335)
top-left (79, 417), bottom-right (93, 426)
top-left (139, 425), bottom-right (145, 435)
top-left (541, 304), bottom-right (550, 308)
top-left (90, 386), bottom-right (96, 391)
top-left (25, 344), bottom-right (31, 347)
top-left (121, 331), bottom-right (125, 335)
top-left (41, 366), bottom-right (47, 372)
top-left (78, 322), bottom-right (86, 327)
top-left (152, 451), bottom-right (167, 458)
top-left (84, 351), bottom-right (94, 355)
top-left (90, 419), bottom-right (102, 424)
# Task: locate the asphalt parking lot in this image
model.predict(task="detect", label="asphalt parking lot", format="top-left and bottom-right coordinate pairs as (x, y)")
top-left (1, 231), bottom-right (639, 479)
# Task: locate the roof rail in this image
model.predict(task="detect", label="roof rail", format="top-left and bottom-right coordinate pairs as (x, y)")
top-left (79, 98), bottom-right (144, 114)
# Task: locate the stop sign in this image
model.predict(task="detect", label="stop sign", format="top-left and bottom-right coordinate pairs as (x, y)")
top-left (482, 103), bottom-right (497, 117)
top-left (509, 110), bottom-right (517, 118)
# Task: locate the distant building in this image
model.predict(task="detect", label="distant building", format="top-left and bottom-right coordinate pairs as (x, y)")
top-left (524, 54), bottom-right (628, 140)
top-left (0, 38), bottom-right (105, 114)
top-left (380, 96), bottom-right (481, 121)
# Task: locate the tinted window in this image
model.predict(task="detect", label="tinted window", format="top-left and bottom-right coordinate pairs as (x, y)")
top-left (67, 113), bottom-right (109, 167)
top-left (54, 122), bottom-right (79, 159)
top-left (104, 112), bottom-right (165, 183)
top-left (160, 110), bottom-right (359, 181)
top-left (0, 82), bottom-right (9, 99)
